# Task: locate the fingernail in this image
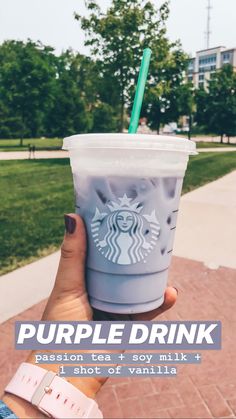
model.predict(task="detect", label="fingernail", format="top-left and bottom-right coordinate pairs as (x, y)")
top-left (173, 287), bottom-right (179, 295)
top-left (64, 214), bottom-right (76, 234)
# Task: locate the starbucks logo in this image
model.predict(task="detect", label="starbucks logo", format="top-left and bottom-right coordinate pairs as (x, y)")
top-left (91, 194), bottom-right (160, 265)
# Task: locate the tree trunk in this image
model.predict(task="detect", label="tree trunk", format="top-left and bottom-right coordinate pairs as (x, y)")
top-left (228, 136), bottom-right (230, 144)
top-left (156, 121), bottom-right (160, 134)
top-left (120, 91), bottom-right (124, 132)
top-left (20, 115), bottom-right (25, 146)
top-left (188, 113), bottom-right (192, 140)
top-left (119, 62), bottom-right (125, 132)
top-left (220, 134), bottom-right (223, 143)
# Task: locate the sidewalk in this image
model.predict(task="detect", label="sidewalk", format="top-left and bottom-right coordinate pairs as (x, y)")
top-left (0, 147), bottom-right (236, 160)
top-left (0, 150), bottom-right (68, 160)
top-left (0, 252), bottom-right (60, 323)
top-left (174, 170), bottom-right (236, 270)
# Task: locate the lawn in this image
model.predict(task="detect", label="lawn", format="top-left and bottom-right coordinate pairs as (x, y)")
top-left (0, 138), bottom-right (62, 151)
top-left (1, 151), bottom-right (236, 275)
top-left (196, 141), bottom-right (236, 148)
top-left (182, 152), bottom-right (236, 192)
top-left (0, 158), bottom-right (73, 274)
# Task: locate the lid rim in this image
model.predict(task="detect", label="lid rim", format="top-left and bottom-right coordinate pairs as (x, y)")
top-left (63, 133), bottom-right (196, 154)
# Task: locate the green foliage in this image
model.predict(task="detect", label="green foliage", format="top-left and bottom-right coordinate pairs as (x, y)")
top-left (75, 0), bottom-right (190, 130)
top-left (142, 53), bottom-right (192, 132)
top-left (195, 65), bottom-right (236, 141)
top-left (0, 39), bottom-right (121, 137)
top-left (45, 52), bottom-right (93, 137)
top-left (0, 3), bottom-right (235, 138)
top-left (0, 40), bottom-right (57, 139)
top-left (91, 103), bottom-right (118, 132)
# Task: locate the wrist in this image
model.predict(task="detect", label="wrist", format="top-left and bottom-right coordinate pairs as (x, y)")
top-left (4, 361), bottom-right (103, 418)
top-left (26, 350), bottom-right (105, 399)
top-left (2, 393), bottom-right (47, 419)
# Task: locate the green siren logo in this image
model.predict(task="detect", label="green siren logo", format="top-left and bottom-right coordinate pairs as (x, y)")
top-left (91, 194), bottom-right (160, 265)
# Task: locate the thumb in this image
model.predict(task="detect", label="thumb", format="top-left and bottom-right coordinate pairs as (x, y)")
top-left (54, 214), bottom-right (87, 295)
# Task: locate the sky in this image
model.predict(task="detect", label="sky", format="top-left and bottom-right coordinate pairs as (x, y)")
top-left (0, 0), bottom-right (235, 57)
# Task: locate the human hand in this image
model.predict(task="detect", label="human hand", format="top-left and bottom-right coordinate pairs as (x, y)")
top-left (35, 214), bottom-right (178, 392)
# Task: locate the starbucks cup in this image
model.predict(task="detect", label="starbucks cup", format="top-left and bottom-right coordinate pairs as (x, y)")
top-left (63, 134), bottom-right (196, 314)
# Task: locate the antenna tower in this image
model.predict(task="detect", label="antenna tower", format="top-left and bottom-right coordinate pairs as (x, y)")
top-left (206, 0), bottom-right (212, 49)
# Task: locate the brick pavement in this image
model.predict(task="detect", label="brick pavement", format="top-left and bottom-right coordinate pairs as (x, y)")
top-left (1, 256), bottom-right (236, 418)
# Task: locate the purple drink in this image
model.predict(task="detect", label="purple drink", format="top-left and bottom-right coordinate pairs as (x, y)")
top-left (63, 134), bottom-right (196, 313)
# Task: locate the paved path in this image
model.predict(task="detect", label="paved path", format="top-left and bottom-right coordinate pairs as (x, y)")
top-left (0, 147), bottom-right (236, 160)
top-left (0, 252), bottom-right (60, 323)
top-left (0, 170), bottom-right (235, 324)
top-left (174, 170), bottom-right (236, 270)
top-left (1, 257), bottom-right (236, 418)
top-left (0, 150), bottom-right (68, 160)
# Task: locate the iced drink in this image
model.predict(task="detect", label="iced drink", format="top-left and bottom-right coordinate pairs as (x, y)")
top-left (63, 134), bottom-right (196, 314)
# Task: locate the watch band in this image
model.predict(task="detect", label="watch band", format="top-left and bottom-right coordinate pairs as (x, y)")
top-left (5, 363), bottom-right (103, 418)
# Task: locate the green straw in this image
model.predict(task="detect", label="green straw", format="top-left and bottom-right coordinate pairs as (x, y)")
top-left (128, 47), bottom-right (152, 134)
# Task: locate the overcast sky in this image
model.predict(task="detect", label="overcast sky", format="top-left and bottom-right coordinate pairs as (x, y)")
top-left (0, 0), bottom-right (235, 57)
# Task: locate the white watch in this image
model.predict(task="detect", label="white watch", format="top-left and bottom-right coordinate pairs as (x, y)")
top-left (5, 362), bottom-right (103, 418)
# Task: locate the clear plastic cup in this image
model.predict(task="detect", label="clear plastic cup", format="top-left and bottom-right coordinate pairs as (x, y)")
top-left (63, 134), bottom-right (196, 314)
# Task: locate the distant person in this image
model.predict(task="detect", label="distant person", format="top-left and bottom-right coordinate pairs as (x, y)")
top-left (32, 144), bottom-right (36, 159)
top-left (28, 144), bottom-right (32, 159)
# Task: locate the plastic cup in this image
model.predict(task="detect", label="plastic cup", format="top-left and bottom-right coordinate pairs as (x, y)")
top-left (63, 133), bottom-right (196, 314)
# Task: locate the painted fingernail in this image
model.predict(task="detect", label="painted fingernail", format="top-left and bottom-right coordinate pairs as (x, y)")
top-left (173, 287), bottom-right (179, 295)
top-left (64, 214), bottom-right (76, 234)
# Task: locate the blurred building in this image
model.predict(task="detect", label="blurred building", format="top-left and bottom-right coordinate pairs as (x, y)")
top-left (187, 46), bottom-right (236, 89)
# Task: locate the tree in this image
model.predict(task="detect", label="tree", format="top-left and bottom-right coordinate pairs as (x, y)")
top-left (75, 0), bottom-right (179, 131)
top-left (45, 51), bottom-right (92, 137)
top-left (69, 54), bottom-right (120, 132)
top-left (0, 40), bottom-right (57, 142)
top-left (141, 49), bottom-right (191, 133)
top-left (0, 39), bottom-right (117, 138)
top-left (91, 102), bottom-right (118, 132)
top-left (176, 82), bottom-right (195, 139)
top-left (195, 65), bottom-right (236, 142)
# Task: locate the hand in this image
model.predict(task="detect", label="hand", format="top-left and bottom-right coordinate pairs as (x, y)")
top-left (38, 214), bottom-right (178, 390)
top-left (3, 214), bottom-right (177, 418)
top-left (42, 213), bottom-right (178, 321)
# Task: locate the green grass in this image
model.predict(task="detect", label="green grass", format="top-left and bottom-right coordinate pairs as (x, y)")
top-left (0, 138), bottom-right (62, 151)
top-left (1, 152), bottom-right (236, 275)
top-left (196, 141), bottom-right (236, 148)
top-left (183, 152), bottom-right (236, 193)
top-left (0, 158), bottom-right (73, 274)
